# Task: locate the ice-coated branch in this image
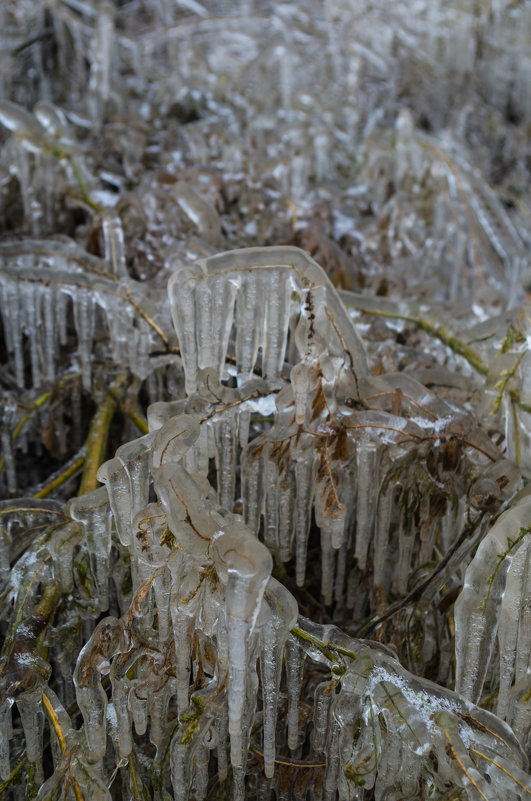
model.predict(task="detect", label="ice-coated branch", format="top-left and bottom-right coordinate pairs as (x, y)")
top-left (168, 246), bottom-right (369, 394)
top-left (455, 489), bottom-right (531, 748)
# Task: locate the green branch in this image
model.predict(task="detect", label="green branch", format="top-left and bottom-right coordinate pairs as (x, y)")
top-left (34, 454), bottom-right (85, 499)
top-left (0, 390), bottom-right (51, 476)
top-left (78, 374), bottom-right (127, 495)
top-left (0, 755), bottom-right (26, 795)
top-left (290, 624), bottom-right (358, 670)
top-left (480, 525), bottom-right (531, 610)
top-left (342, 298), bottom-right (488, 376)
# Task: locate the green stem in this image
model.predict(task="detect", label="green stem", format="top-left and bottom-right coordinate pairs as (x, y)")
top-left (511, 398), bottom-right (521, 466)
top-left (78, 374), bottom-right (127, 495)
top-left (34, 455), bottom-right (85, 499)
top-left (0, 373), bottom-right (81, 477)
top-left (493, 352), bottom-right (525, 414)
top-left (343, 300), bottom-right (488, 376)
top-left (120, 401), bottom-right (149, 435)
top-left (128, 755), bottom-right (142, 801)
top-left (0, 755), bottom-right (26, 794)
top-left (290, 624), bottom-right (357, 667)
top-left (290, 625), bottom-right (340, 663)
top-left (0, 391), bottom-right (51, 476)
top-left (66, 155), bottom-right (103, 213)
top-left (480, 525), bottom-right (531, 610)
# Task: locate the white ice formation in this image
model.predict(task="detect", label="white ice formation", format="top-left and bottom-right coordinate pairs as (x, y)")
top-left (2, 0), bottom-right (531, 797)
top-left (0, 247), bottom-right (530, 800)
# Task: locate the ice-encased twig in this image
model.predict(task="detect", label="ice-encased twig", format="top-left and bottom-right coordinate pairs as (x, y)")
top-left (293, 617), bottom-right (530, 801)
top-left (168, 246), bottom-right (369, 394)
top-left (455, 488), bottom-right (531, 730)
top-left (0, 238), bottom-right (174, 388)
top-left (210, 522), bottom-right (272, 767)
top-left (260, 578), bottom-right (298, 778)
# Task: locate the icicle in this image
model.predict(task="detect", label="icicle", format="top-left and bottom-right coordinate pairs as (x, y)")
top-left (320, 529), bottom-right (335, 606)
top-left (42, 285), bottom-right (55, 380)
top-left (7, 281), bottom-right (24, 387)
top-left (155, 463), bottom-right (218, 557)
top-left (149, 675), bottom-right (175, 751)
top-left (72, 287), bottom-right (94, 390)
top-left (168, 262), bottom-right (204, 394)
top-left (497, 538), bottom-right (530, 718)
top-left (152, 566), bottom-right (172, 643)
top-left (0, 524), bottom-right (10, 586)
top-left (294, 452), bottom-right (317, 586)
top-left (285, 636), bottom-right (305, 751)
top-left (170, 698), bottom-right (215, 801)
top-left (0, 282), bottom-right (12, 357)
top-left (334, 540), bottom-right (348, 608)
top-left (117, 433), bottom-right (154, 513)
top-left (418, 492), bottom-right (440, 566)
top-left (242, 440), bottom-right (265, 535)
top-left (170, 738), bottom-right (189, 801)
top-left (97, 457), bottom-right (132, 546)
top-left (1, 404), bottom-right (17, 495)
top-left (25, 282), bottom-right (41, 387)
top-left (455, 492), bottom-right (531, 703)
top-left (215, 696), bottom-right (229, 781)
top-left (354, 443), bottom-right (379, 571)
top-left (278, 475), bottom-right (295, 562)
top-left (74, 617), bottom-right (124, 762)
top-left (88, 0), bottom-right (115, 130)
top-left (174, 182), bottom-right (224, 248)
top-left (102, 210), bottom-right (127, 279)
top-left (16, 690), bottom-right (44, 785)
top-left (290, 154), bottom-right (308, 205)
top-left (110, 656), bottom-right (133, 759)
top-left (263, 458), bottom-right (280, 551)
top-left (393, 509), bottom-right (416, 597)
top-left (212, 273), bottom-right (238, 374)
top-left (33, 101), bottom-right (74, 149)
top-left (67, 487), bottom-right (112, 611)
top-left (195, 281), bottom-right (214, 372)
top-left (172, 612), bottom-right (193, 715)
top-left (260, 579), bottom-right (298, 778)
top-left (193, 745), bottom-right (210, 800)
top-left (129, 687), bottom-right (148, 736)
top-left (56, 286), bottom-right (68, 347)
top-left (513, 544), bottom-right (531, 696)
top-left (98, 433), bottom-right (154, 547)
top-left (324, 717), bottom-right (341, 798)
top-left (328, 503), bottom-right (347, 551)
top-left (213, 417), bottom-right (237, 510)
top-left (235, 269), bottom-right (264, 380)
top-left (238, 405), bottom-right (251, 449)
top-left (49, 521), bottom-right (82, 594)
top-left (262, 270), bottom-right (290, 380)
top-left (290, 362), bottom-right (312, 426)
top-left (507, 676), bottom-right (531, 749)
top-left (210, 524), bottom-right (272, 767)
top-left (313, 681), bottom-right (333, 753)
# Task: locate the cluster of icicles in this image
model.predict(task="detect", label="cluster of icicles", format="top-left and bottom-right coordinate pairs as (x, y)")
top-left (0, 228), bottom-right (173, 392)
top-left (0, 247), bottom-right (530, 800)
